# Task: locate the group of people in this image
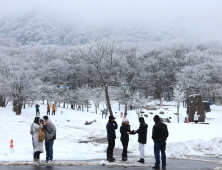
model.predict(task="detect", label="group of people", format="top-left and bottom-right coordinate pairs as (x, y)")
top-left (35, 103), bottom-right (56, 116)
top-left (47, 104), bottom-right (56, 115)
top-left (106, 115), bottom-right (169, 170)
top-left (30, 115), bottom-right (57, 165)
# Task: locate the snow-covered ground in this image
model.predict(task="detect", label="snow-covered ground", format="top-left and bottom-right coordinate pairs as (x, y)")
top-left (0, 100), bottom-right (222, 162)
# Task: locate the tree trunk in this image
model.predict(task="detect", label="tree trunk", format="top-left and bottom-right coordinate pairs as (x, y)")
top-left (177, 102), bottom-right (179, 123)
top-left (23, 101), bottom-right (26, 109)
top-left (5, 98), bottom-right (10, 107)
top-left (105, 86), bottom-right (113, 116)
top-left (16, 98), bottom-right (22, 115)
top-left (87, 100), bottom-right (89, 112)
top-left (82, 103), bottom-right (83, 111)
top-left (119, 102), bottom-right (120, 111)
top-left (124, 102), bottom-right (127, 118)
top-left (95, 103), bottom-right (97, 114)
top-left (63, 102), bottom-right (65, 108)
top-left (43, 100), bottom-right (44, 104)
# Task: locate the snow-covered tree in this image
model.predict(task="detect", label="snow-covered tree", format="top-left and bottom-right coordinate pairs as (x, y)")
top-left (173, 85), bottom-right (185, 123)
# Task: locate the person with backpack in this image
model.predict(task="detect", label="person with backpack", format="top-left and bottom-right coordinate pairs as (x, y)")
top-left (134, 117), bottom-right (148, 164)
top-left (120, 118), bottom-right (135, 161)
top-left (47, 104), bottom-right (50, 115)
top-left (43, 116), bottom-right (56, 163)
top-left (52, 104), bottom-right (56, 116)
top-left (152, 115), bottom-right (169, 170)
top-left (35, 104), bottom-right (40, 116)
top-left (106, 115), bottom-right (118, 162)
top-left (30, 117), bottom-right (44, 165)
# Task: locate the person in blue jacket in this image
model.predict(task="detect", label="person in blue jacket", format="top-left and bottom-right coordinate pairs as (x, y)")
top-left (106, 115), bottom-right (118, 162)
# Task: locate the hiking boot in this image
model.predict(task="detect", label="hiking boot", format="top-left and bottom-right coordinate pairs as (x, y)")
top-left (108, 157), bottom-right (115, 162)
top-left (152, 166), bottom-right (160, 169)
top-left (162, 166), bottom-right (166, 169)
top-left (122, 157), bottom-right (127, 161)
top-left (137, 158), bottom-right (144, 163)
top-left (111, 154), bottom-right (115, 161)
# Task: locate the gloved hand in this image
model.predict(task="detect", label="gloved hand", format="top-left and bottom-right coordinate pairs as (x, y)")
top-left (113, 121), bottom-right (118, 129)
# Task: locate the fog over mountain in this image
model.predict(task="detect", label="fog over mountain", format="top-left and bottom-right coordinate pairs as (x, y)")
top-left (0, 0), bottom-right (222, 45)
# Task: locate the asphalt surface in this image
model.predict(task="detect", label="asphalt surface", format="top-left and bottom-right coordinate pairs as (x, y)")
top-left (0, 158), bottom-right (220, 170)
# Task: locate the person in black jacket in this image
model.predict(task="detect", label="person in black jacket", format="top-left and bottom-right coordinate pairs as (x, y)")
top-left (152, 115), bottom-right (169, 170)
top-left (134, 117), bottom-right (148, 164)
top-left (106, 115), bottom-right (118, 162)
top-left (120, 118), bottom-right (135, 161)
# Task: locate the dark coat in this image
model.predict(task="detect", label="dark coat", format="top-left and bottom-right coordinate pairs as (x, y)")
top-left (106, 121), bottom-right (118, 140)
top-left (136, 122), bottom-right (148, 144)
top-left (152, 121), bottom-right (169, 143)
top-left (120, 123), bottom-right (135, 142)
top-left (35, 105), bottom-right (40, 111)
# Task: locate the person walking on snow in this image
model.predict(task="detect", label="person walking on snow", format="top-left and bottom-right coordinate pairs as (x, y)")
top-left (152, 115), bottom-right (169, 170)
top-left (35, 104), bottom-right (40, 116)
top-left (52, 104), bottom-right (56, 116)
top-left (134, 117), bottom-right (148, 164)
top-left (106, 115), bottom-right (118, 162)
top-left (194, 111), bottom-right (200, 123)
top-left (30, 117), bottom-right (44, 164)
top-left (43, 116), bottom-right (56, 163)
top-left (47, 104), bottom-right (50, 115)
top-left (120, 118), bottom-right (135, 161)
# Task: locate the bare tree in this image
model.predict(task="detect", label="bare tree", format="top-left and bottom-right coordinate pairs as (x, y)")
top-left (71, 39), bottom-right (125, 116)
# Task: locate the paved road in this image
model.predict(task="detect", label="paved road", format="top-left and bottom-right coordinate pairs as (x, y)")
top-left (0, 158), bottom-right (220, 170)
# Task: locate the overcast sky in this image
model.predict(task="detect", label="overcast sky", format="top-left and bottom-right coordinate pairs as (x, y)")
top-left (1, 0), bottom-right (222, 23)
top-left (0, 0), bottom-right (222, 43)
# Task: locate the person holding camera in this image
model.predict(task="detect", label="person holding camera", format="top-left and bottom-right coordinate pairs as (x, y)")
top-left (43, 116), bottom-right (56, 163)
top-left (106, 115), bottom-right (118, 162)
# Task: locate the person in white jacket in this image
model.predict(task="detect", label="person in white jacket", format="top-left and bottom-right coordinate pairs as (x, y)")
top-left (194, 112), bottom-right (200, 123)
top-left (30, 117), bottom-right (44, 164)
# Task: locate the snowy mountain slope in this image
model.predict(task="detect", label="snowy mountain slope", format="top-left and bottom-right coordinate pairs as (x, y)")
top-left (0, 12), bottom-right (222, 45)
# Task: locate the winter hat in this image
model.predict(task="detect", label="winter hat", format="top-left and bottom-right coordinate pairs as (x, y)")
top-left (153, 115), bottom-right (160, 122)
top-left (109, 115), bottom-right (116, 121)
top-left (124, 118), bottom-right (129, 122)
top-left (139, 117), bottom-right (144, 123)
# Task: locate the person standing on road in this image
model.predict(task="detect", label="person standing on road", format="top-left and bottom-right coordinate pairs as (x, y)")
top-left (152, 115), bottom-right (169, 170)
top-left (52, 104), bottom-right (56, 116)
top-left (120, 118), bottom-right (135, 161)
top-left (106, 115), bottom-right (118, 162)
top-left (43, 116), bottom-right (56, 163)
top-left (134, 117), bottom-right (148, 164)
top-left (47, 104), bottom-right (50, 115)
top-left (35, 104), bottom-right (40, 116)
top-left (30, 117), bottom-right (44, 164)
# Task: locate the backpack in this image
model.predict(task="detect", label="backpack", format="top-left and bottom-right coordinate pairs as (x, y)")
top-left (38, 125), bottom-right (45, 142)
